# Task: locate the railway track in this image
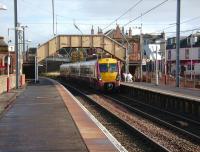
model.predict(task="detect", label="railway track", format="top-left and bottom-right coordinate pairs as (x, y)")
top-left (63, 83), bottom-right (170, 152)
top-left (104, 93), bottom-right (200, 142)
top-left (59, 80), bottom-right (200, 152)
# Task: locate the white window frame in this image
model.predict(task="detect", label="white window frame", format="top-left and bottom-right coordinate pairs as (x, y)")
top-left (185, 49), bottom-right (189, 59)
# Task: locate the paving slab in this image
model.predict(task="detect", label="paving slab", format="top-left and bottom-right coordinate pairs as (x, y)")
top-left (0, 78), bottom-right (88, 152)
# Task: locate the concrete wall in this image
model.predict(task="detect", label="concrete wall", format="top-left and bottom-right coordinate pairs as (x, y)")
top-left (0, 74), bottom-right (25, 94)
top-left (120, 84), bottom-right (200, 120)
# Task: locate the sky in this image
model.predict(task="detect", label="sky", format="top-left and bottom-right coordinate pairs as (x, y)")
top-left (0, 0), bottom-right (200, 47)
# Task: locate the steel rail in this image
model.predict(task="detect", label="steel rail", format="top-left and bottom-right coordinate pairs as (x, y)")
top-left (103, 94), bottom-right (200, 143)
top-left (119, 94), bottom-right (200, 125)
top-left (60, 81), bottom-right (171, 152)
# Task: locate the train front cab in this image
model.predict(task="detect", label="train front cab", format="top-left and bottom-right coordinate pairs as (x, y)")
top-left (97, 58), bottom-right (120, 91)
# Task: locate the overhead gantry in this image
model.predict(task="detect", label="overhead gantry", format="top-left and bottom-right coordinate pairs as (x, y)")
top-left (37, 34), bottom-right (126, 62)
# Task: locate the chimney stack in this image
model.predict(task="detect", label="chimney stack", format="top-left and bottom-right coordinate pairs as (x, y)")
top-left (97, 27), bottom-right (103, 35)
top-left (129, 27), bottom-right (132, 37)
top-left (125, 30), bottom-right (128, 36)
top-left (122, 27), bottom-right (124, 35)
top-left (91, 25), bottom-right (94, 35)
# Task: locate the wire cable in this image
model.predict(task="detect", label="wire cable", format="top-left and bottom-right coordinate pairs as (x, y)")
top-left (102, 0), bottom-right (144, 31)
top-left (157, 15), bottom-right (200, 33)
top-left (123, 0), bottom-right (169, 27)
top-left (166, 26), bottom-right (200, 34)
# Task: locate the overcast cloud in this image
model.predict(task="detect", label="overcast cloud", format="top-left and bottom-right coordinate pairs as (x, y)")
top-left (0, 0), bottom-right (200, 46)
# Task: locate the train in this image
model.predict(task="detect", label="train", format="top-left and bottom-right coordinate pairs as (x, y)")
top-left (60, 58), bottom-right (121, 91)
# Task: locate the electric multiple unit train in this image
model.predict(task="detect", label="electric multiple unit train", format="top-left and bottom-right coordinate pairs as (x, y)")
top-left (60, 58), bottom-right (121, 91)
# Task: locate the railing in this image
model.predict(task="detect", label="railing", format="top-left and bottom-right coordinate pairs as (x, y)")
top-left (139, 73), bottom-right (200, 89)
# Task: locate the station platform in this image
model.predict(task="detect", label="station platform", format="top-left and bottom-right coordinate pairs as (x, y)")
top-left (121, 82), bottom-right (200, 102)
top-left (0, 78), bottom-right (122, 152)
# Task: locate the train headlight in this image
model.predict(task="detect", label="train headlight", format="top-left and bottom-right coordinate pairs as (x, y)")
top-left (116, 75), bottom-right (121, 81)
top-left (98, 76), bottom-right (102, 81)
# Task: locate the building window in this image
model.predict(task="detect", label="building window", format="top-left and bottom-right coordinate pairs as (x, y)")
top-left (185, 49), bottom-right (189, 59)
top-left (187, 64), bottom-right (194, 70)
top-left (167, 39), bottom-right (171, 45)
top-left (168, 50), bottom-right (171, 60)
top-left (172, 38), bottom-right (176, 44)
top-left (187, 37), bottom-right (191, 46)
top-left (198, 48), bottom-right (200, 59)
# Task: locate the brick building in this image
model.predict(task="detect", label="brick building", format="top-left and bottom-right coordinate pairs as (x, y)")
top-left (105, 25), bottom-right (165, 79)
top-left (105, 25), bottom-right (141, 76)
top-left (0, 36), bottom-right (16, 75)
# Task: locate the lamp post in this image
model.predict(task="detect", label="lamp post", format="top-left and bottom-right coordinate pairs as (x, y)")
top-left (190, 32), bottom-right (194, 80)
top-left (176, 0), bottom-right (181, 87)
top-left (14, 0), bottom-right (20, 89)
top-left (160, 33), bottom-right (167, 85)
top-left (52, 0), bottom-right (55, 36)
top-left (155, 39), bottom-right (166, 86)
top-left (16, 25), bottom-right (24, 75)
top-left (7, 51), bottom-right (10, 92)
top-left (164, 40), bottom-right (167, 85)
top-left (120, 32), bottom-right (130, 74)
top-left (139, 24), bottom-right (143, 82)
top-left (35, 51), bottom-right (38, 83)
top-left (21, 26), bottom-right (28, 53)
top-left (155, 45), bottom-right (159, 86)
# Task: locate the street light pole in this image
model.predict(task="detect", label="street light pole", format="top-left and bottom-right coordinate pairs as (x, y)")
top-left (21, 26), bottom-right (28, 53)
top-left (120, 31), bottom-right (130, 76)
top-left (155, 45), bottom-right (159, 85)
top-left (190, 32), bottom-right (194, 80)
top-left (140, 24), bottom-right (143, 81)
top-left (7, 51), bottom-right (10, 92)
top-left (176, 0), bottom-right (181, 87)
top-left (164, 38), bottom-right (167, 84)
top-left (35, 55), bottom-right (36, 83)
top-left (14, 0), bottom-right (19, 89)
top-left (35, 56), bottom-right (38, 83)
top-left (52, 0), bottom-right (55, 36)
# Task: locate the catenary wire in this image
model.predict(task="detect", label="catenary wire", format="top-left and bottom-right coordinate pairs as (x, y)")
top-left (123, 0), bottom-right (169, 27)
top-left (102, 0), bottom-right (144, 31)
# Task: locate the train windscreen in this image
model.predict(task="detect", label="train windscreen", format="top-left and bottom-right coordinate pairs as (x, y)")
top-left (99, 63), bottom-right (117, 72)
top-left (99, 64), bottom-right (108, 72)
top-left (109, 64), bottom-right (117, 72)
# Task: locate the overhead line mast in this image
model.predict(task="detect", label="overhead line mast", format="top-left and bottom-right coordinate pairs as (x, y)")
top-left (14, 0), bottom-right (19, 89)
top-left (176, 0), bottom-right (181, 87)
top-left (52, 0), bottom-right (55, 36)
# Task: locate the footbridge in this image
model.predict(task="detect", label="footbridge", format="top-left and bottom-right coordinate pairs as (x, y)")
top-left (37, 34), bottom-right (126, 62)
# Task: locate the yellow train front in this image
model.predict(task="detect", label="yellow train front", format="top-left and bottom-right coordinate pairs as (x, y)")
top-left (97, 58), bottom-right (120, 91)
top-left (60, 58), bottom-right (121, 91)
